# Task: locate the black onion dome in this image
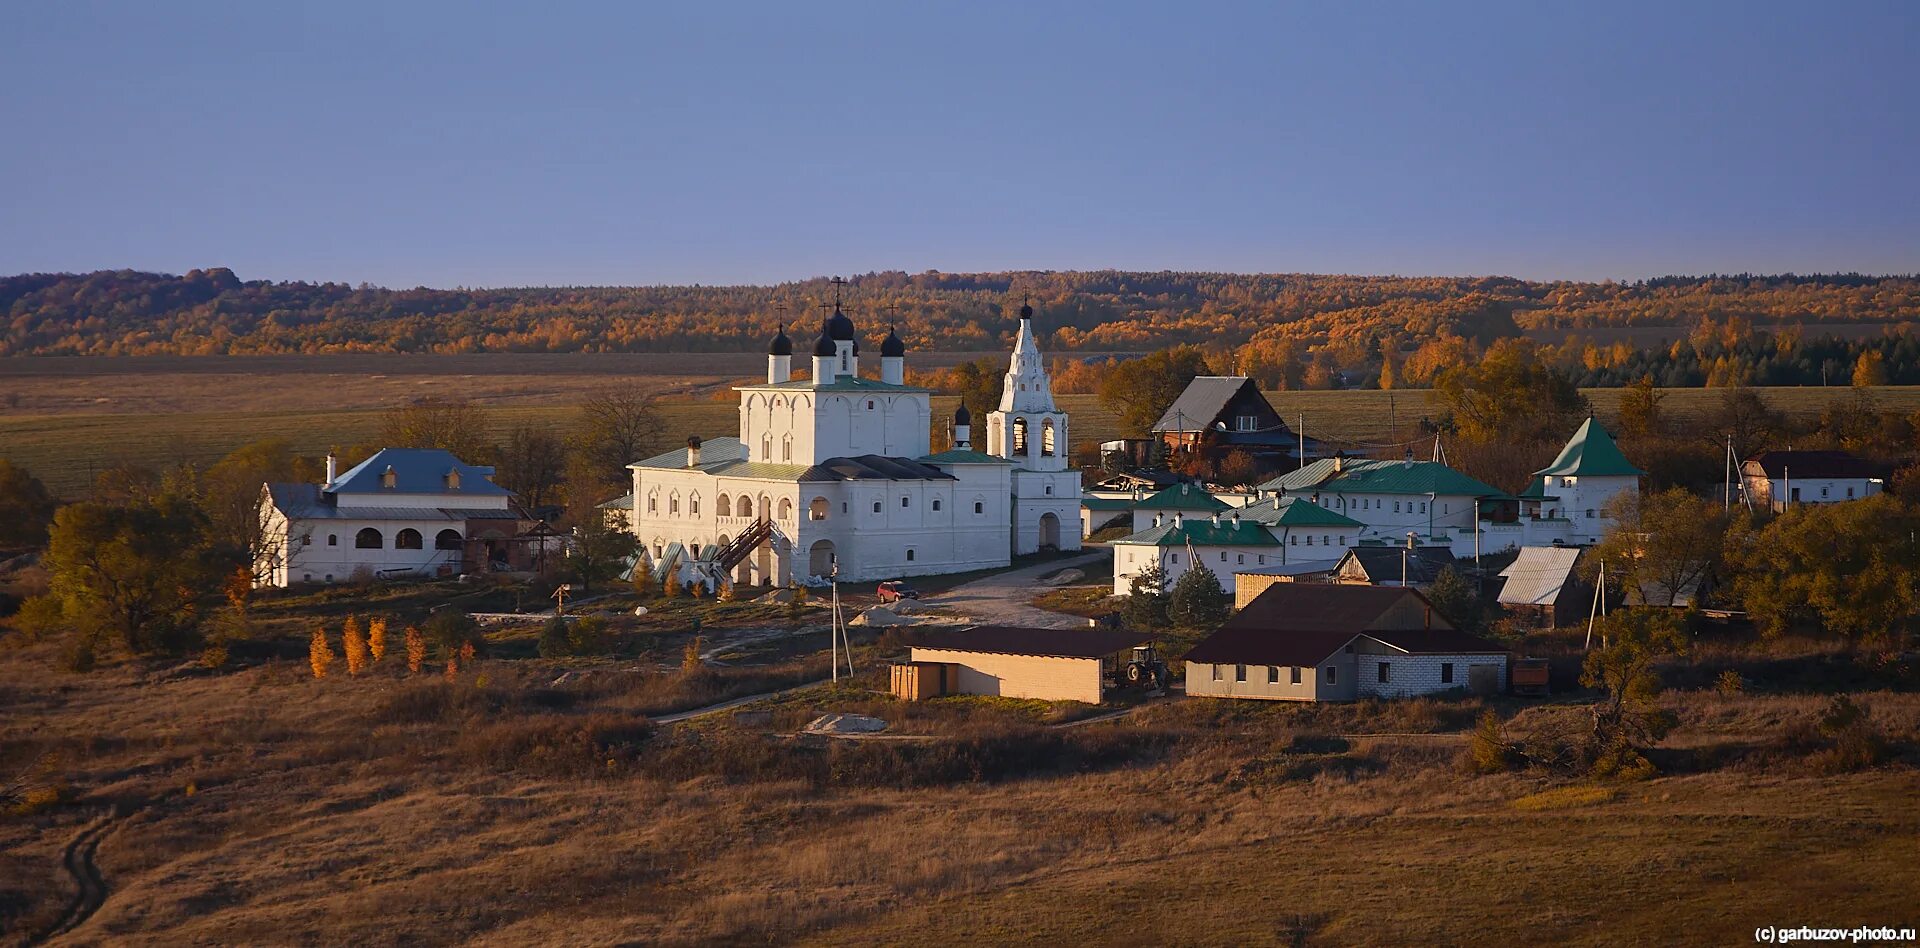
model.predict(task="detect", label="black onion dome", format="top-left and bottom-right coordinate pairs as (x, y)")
top-left (825, 304), bottom-right (856, 341)
top-left (880, 326), bottom-right (905, 357)
top-left (812, 331), bottom-right (837, 357)
top-left (769, 324), bottom-right (793, 356)
top-left (1019, 301), bottom-right (1034, 319)
top-left (954, 403), bottom-right (971, 425)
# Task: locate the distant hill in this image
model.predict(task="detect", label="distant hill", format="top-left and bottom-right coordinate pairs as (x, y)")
top-left (3, 268), bottom-right (1916, 359)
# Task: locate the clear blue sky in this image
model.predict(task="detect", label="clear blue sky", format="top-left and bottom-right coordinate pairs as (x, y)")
top-left (4, 1), bottom-right (1916, 287)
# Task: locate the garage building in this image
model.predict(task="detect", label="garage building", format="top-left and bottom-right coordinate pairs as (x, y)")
top-left (900, 625), bottom-right (1154, 704)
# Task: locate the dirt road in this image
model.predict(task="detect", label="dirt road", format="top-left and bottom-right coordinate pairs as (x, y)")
top-left (920, 551), bottom-right (1107, 629)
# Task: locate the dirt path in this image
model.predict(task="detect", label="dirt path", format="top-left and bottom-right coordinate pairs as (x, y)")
top-left (920, 552), bottom-right (1108, 629)
top-left (650, 680), bottom-right (829, 724)
top-left (36, 809), bottom-right (127, 944)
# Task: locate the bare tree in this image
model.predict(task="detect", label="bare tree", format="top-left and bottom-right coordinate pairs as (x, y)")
top-left (379, 397), bottom-right (493, 461)
top-left (576, 389), bottom-right (665, 476)
top-left (494, 426), bottom-right (567, 509)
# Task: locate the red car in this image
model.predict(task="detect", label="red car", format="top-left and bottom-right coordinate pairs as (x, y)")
top-left (876, 581), bottom-right (921, 603)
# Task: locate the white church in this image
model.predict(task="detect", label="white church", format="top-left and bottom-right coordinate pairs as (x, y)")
top-left (626, 299), bottom-right (1081, 588)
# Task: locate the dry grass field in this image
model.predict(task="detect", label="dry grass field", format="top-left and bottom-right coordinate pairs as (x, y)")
top-left (1, 623), bottom-right (1915, 946)
top-left (4, 352), bottom-right (1920, 496)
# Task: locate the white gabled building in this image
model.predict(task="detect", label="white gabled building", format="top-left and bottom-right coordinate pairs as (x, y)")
top-left (627, 300), bottom-right (1080, 589)
top-left (1109, 497), bottom-right (1362, 596)
top-left (256, 448), bottom-right (540, 587)
top-left (1512, 417), bottom-right (1643, 546)
top-left (1739, 449), bottom-right (1886, 511)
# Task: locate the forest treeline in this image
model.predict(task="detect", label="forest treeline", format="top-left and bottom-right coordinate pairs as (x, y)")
top-left (5, 269), bottom-right (1917, 375)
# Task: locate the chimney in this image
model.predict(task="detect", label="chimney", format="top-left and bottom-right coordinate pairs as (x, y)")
top-left (1333, 453), bottom-right (1345, 474)
top-left (1403, 449), bottom-right (1414, 469)
top-left (685, 435), bottom-right (703, 469)
top-left (324, 452), bottom-right (337, 489)
top-left (1210, 512), bottom-right (1221, 527)
top-left (1230, 511), bottom-right (1240, 526)
top-left (1173, 512), bottom-right (1184, 527)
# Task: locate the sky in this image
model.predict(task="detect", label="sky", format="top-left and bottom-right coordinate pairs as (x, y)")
top-left (3, 1), bottom-right (1917, 288)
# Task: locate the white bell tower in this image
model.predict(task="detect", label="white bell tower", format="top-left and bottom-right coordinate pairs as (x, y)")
top-left (986, 299), bottom-right (1069, 472)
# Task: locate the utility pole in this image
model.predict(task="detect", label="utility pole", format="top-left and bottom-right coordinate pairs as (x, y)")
top-left (1298, 413), bottom-right (1305, 470)
top-left (1584, 560), bottom-right (1607, 650)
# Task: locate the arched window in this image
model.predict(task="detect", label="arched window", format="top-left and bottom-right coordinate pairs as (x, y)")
top-left (354, 527), bottom-right (383, 549)
top-left (778, 498), bottom-right (793, 519)
top-left (690, 493), bottom-right (700, 516)
top-left (1042, 418), bottom-right (1056, 456)
top-left (435, 529), bottom-right (462, 550)
top-left (1011, 416), bottom-right (1028, 454)
top-left (669, 493), bottom-right (680, 515)
top-left (759, 494), bottom-right (771, 519)
top-left (647, 492), bottom-right (659, 515)
top-left (327, 534), bottom-right (338, 546)
top-left (717, 494), bottom-right (731, 517)
top-left (932, 498), bottom-right (942, 512)
top-left (782, 434), bottom-right (793, 462)
top-left (395, 528), bottom-right (423, 550)
top-left (809, 497), bottom-right (830, 521)
top-left (761, 434), bottom-right (772, 462)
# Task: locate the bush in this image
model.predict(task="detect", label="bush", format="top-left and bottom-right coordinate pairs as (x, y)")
top-left (1462, 710), bottom-right (1518, 774)
top-left (1168, 564), bottom-right (1230, 633)
top-left (1714, 669), bottom-right (1745, 695)
top-left (1807, 695), bottom-right (1889, 774)
top-left (537, 616), bottom-right (571, 659)
top-left (425, 610), bottom-right (484, 659)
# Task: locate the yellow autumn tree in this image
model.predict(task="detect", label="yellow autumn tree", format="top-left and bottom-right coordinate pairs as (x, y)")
top-left (367, 617), bottom-right (388, 664)
top-left (342, 617), bottom-right (368, 676)
top-left (1853, 351), bottom-right (1887, 387)
top-left (405, 625), bottom-right (426, 675)
top-left (308, 627), bottom-right (334, 680)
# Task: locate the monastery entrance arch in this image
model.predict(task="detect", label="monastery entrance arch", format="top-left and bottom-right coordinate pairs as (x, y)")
top-left (1039, 512), bottom-right (1061, 550)
top-left (808, 539), bottom-right (836, 579)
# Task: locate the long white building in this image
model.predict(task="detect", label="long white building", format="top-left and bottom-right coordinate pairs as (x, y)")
top-left (628, 300), bottom-right (1081, 587)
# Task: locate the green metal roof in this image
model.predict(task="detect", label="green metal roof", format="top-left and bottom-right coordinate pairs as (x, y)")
top-left (920, 449), bottom-right (1012, 465)
top-left (1238, 496), bottom-right (1364, 529)
top-left (1113, 519), bottom-right (1280, 547)
top-left (1534, 417), bottom-right (1643, 477)
top-left (1131, 484), bottom-right (1231, 511)
top-left (1080, 496), bottom-right (1135, 511)
top-left (1258, 458), bottom-right (1502, 498)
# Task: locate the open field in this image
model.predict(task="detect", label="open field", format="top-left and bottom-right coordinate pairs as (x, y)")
top-left (4, 349), bottom-right (1920, 496)
top-left (1, 619), bottom-right (1915, 945)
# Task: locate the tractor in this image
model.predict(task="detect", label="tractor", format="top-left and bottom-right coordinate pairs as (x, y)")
top-left (1118, 644), bottom-right (1170, 692)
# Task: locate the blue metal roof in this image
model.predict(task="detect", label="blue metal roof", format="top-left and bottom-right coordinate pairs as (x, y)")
top-left (330, 448), bottom-right (510, 497)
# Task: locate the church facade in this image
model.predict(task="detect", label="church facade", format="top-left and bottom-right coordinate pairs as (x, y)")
top-left (627, 301), bottom-right (1081, 588)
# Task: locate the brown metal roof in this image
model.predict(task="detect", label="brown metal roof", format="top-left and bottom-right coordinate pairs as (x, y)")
top-left (905, 625), bottom-right (1151, 660)
top-left (1183, 584), bottom-right (1501, 666)
top-left (1743, 450), bottom-right (1886, 480)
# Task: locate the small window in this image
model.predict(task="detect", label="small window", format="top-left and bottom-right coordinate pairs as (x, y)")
top-left (670, 496), bottom-right (680, 515)
top-left (1394, 501), bottom-right (1401, 513)
top-left (866, 400), bottom-right (875, 410)
top-left (328, 534), bottom-right (337, 546)
top-left (1212, 664), bottom-right (1224, 681)
top-left (1420, 502), bottom-right (1426, 513)
top-left (1339, 536), bottom-right (1347, 545)
top-left (1220, 551), bottom-right (1227, 562)
top-left (842, 502), bottom-right (849, 512)
top-left (1235, 664), bottom-right (1247, 682)
top-left (1586, 508), bottom-right (1595, 519)
top-left (1044, 484), bottom-right (1053, 495)
top-left (1290, 535), bottom-right (1297, 545)
top-left (1267, 666), bottom-right (1279, 683)
top-left (932, 499), bottom-right (942, 511)
top-left (1236, 554), bottom-right (1244, 564)
top-left (902, 496), bottom-right (910, 508)
top-left (974, 501), bottom-right (984, 514)
top-left (1325, 666), bottom-right (1337, 684)
top-left (303, 573), bottom-right (312, 582)
top-left (1257, 554), bottom-right (1265, 565)
top-left (648, 496), bottom-right (658, 514)
top-left (1441, 662), bottom-right (1454, 684)
top-left (873, 501), bottom-right (883, 513)
top-left (690, 497), bottom-right (700, 516)
top-left (302, 535), bottom-right (312, 546)
top-left (906, 548), bottom-right (916, 562)
top-left (1378, 662), bottom-right (1391, 683)
top-left (1170, 553), bottom-right (1179, 564)
top-left (1290, 666), bottom-right (1302, 685)
top-left (1343, 644), bottom-right (1354, 654)
top-left (1305, 535), bottom-right (1314, 546)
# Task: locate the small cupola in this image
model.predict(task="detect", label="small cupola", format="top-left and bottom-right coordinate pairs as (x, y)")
top-left (445, 467), bottom-right (462, 490)
top-left (812, 332), bottom-right (837, 357)
top-left (768, 324), bottom-right (793, 356)
top-left (954, 403), bottom-right (971, 426)
top-left (880, 326), bottom-right (905, 357)
top-left (380, 466), bottom-right (397, 489)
